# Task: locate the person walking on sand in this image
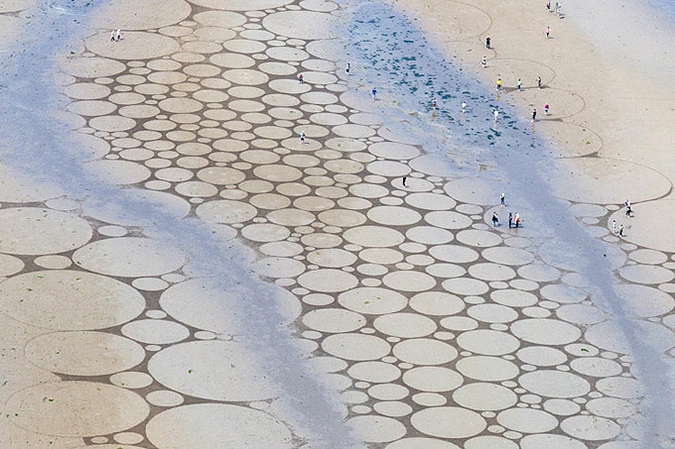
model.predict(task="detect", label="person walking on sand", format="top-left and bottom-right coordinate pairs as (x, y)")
top-left (508, 212), bottom-right (513, 228)
top-left (110, 30), bottom-right (115, 42)
top-left (532, 109), bottom-right (537, 122)
top-left (300, 131), bottom-right (306, 144)
top-left (537, 76), bottom-right (542, 89)
top-left (492, 212), bottom-right (499, 226)
top-left (432, 97), bottom-right (437, 109)
top-left (546, 26), bottom-right (551, 38)
top-left (485, 36), bottom-right (491, 49)
top-left (496, 78), bottom-right (502, 91)
top-left (461, 102), bottom-right (467, 113)
top-left (546, 1), bottom-right (551, 12)
top-left (493, 109), bottom-right (499, 122)
top-left (402, 176), bottom-right (407, 187)
top-left (298, 73), bottom-right (304, 83)
top-left (514, 212), bottom-right (521, 228)
top-left (115, 29), bottom-right (121, 42)
top-left (346, 62), bottom-right (351, 74)
top-left (517, 79), bottom-right (522, 91)
top-left (544, 103), bottom-right (550, 115)
top-left (612, 220), bottom-right (617, 234)
top-left (371, 87), bottom-right (377, 100)
top-left (619, 224), bottom-right (625, 237)
top-left (481, 56), bottom-right (487, 68)
top-left (500, 192), bottom-right (505, 206)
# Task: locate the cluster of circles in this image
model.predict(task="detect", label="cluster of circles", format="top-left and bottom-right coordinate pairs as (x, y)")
top-left (37, 0), bottom-right (675, 448)
top-left (0, 203), bottom-right (308, 447)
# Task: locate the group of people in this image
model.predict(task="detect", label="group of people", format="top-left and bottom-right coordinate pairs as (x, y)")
top-left (546, 1), bottom-right (564, 17)
top-left (491, 194), bottom-right (522, 228)
top-left (109, 29), bottom-right (122, 42)
top-left (611, 200), bottom-right (634, 237)
top-left (492, 211), bottom-right (521, 228)
top-left (485, 32), bottom-right (551, 125)
top-left (531, 103), bottom-right (550, 121)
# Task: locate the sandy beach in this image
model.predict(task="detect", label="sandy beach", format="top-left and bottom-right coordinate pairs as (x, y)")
top-left (0, 0), bottom-right (675, 448)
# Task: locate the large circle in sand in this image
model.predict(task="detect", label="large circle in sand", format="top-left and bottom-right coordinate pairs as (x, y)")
top-left (148, 341), bottom-right (276, 401)
top-left (0, 165), bottom-right (61, 203)
top-left (549, 158), bottom-right (670, 204)
top-left (159, 278), bottom-right (301, 333)
top-left (146, 404), bottom-right (292, 449)
top-left (73, 237), bottom-right (185, 277)
top-left (25, 331), bottom-right (145, 376)
top-left (0, 208), bottom-right (92, 255)
top-left (263, 11), bottom-right (336, 40)
top-left (0, 270), bottom-right (145, 330)
top-left (443, 176), bottom-right (504, 206)
top-left (427, 2), bottom-right (491, 40)
top-left (188, 0), bottom-right (292, 9)
top-left (85, 32), bottom-right (180, 60)
top-left (5, 381), bottom-right (149, 437)
top-left (608, 200), bottom-right (675, 252)
top-left (90, 0), bottom-right (192, 29)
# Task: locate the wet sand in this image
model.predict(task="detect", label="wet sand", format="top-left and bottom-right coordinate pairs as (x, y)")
top-left (1, 0), bottom-right (675, 448)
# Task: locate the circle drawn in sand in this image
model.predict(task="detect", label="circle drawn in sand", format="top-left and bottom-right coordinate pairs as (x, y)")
top-left (73, 237), bottom-right (185, 277)
top-left (550, 158), bottom-right (670, 204)
top-left (6, 381), bottom-right (149, 437)
top-left (0, 208), bottom-right (92, 255)
top-left (86, 32), bottom-right (180, 60)
top-left (263, 11), bottom-right (336, 40)
top-left (148, 341), bottom-right (276, 401)
top-left (609, 200), bottom-right (675, 252)
top-left (0, 270), bottom-right (145, 330)
top-left (25, 331), bottom-right (145, 376)
top-left (90, 0), bottom-right (192, 30)
top-left (146, 404), bottom-right (292, 449)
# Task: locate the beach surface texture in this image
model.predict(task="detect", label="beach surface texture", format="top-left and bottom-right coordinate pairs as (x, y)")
top-left (0, 0), bottom-right (674, 448)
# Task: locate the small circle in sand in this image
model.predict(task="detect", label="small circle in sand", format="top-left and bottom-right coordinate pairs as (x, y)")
top-left (455, 356), bottom-right (519, 381)
top-left (411, 407), bottom-right (486, 439)
top-left (560, 415), bottom-right (621, 441)
top-left (455, 330), bottom-right (519, 356)
top-left (453, 383), bottom-right (517, 411)
top-left (322, 333), bottom-right (390, 361)
top-left (346, 415), bottom-right (407, 443)
top-left (110, 372), bottom-right (154, 390)
top-left (519, 370), bottom-right (590, 398)
top-left (338, 287), bottom-right (408, 315)
top-left (496, 408), bottom-right (559, 433)
top-left (121, 319), bottom-right (190, 344)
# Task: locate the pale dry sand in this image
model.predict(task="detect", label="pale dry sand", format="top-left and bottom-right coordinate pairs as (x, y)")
top-left (388, 0), bottom-right (675, 235)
